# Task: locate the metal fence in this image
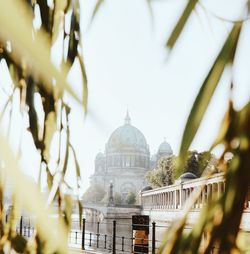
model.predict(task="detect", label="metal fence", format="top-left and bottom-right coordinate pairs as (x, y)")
top-left (10, 216), bottom-right (164, 254)
top-left (68, 219), bottom-right (162, 254)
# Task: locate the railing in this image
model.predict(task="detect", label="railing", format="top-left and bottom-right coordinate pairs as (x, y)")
top-left (10, 215), bottom-right (250, 253)
top-left (68, 219), bottom-right (164, 254)
top-left (141, 172), bottom-right (250, 212)
top-left (141, 173), bottom-right (227, 210)
top-left (69, 219), bottom-right (167, 254)
top-left (7, 215), bottom-right (36, 238)
top-left (10, 216), bottom-right (164, 253)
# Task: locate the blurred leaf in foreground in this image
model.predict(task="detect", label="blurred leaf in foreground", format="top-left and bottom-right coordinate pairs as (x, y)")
top-left (179, 23), bottom-right (241, 160)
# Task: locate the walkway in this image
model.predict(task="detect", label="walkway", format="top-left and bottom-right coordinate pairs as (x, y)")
top-left (69, 247), bottom-right (103, 254)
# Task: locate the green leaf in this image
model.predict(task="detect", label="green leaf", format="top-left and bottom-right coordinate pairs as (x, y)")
top-left (179, 23), bottom-right (241, 157)
top-left (70, 143), bottom-right (81, 182)
top-left (26, 77), bottom-right (41, 150)
top-left (237, 102), bottom-right (250, 134)
top-left (0, 0), bottom-right (81, 104)
top-left (78, 200), bottom-right (83, 229)
top-left (67, 11), bottom-right (79, 66)
top-left (62, 129), bottom-right (69, 175)
top-left (88, 0), bottom-right (104, 28)
top-left (62, 104), bottom-right (70, 175)
top-left (37, 0), bottom-right (51, 34)
top-left (46, 167), bottom-right (53, 190)
top-left (52, 0), bottom-right (69, 45)
top-left (11, 234), bottom-right (27, 253)
top-left (8, 63), bottom-right (22, 88)
top-left (211, 100), bottom-right (234, 149)
top-left (0, 134), bottom-right (68, 253)
top-left (166, 0), bottom-right (198, 49)
top-left (78, 55), bottom-right (88, 113)
top-left (63, 194), bottom-right (72, 230)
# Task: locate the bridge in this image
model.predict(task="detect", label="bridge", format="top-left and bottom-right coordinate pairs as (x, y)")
top-left (82, 202), bottom-right (142, 222)
top-left (140, 172), bottom-right (250, 231)
top-left (81, 172), bottom-right (250, 231)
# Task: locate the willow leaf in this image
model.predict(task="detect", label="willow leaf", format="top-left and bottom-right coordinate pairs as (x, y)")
top-left (43, 111), bottom-right (57, 161)
top-left (52, 0), bottom-right (69, 45)
top-left (146, 0), bottom-right (154, 23)
top-left (211, 100), bottom-right (234, 149)
top-left (70, 143), bottom-right (81, 181)
top-left (88, 0), bottom-right (104, 28)
top-left (37, 0), bottom-right (51, 34)
top-left (46, 167), bottom-right (53, 190)
top-left (11, 234), bottom-right (28, 253)
top-left (237, 101), bottom-right (250, 134)
top-left (0, 0), bottom-right (80, 104)
top-left (167, 0), bottom-right (198, 49)
top-left (78, 200), bottom-right (83, 229)
top-left (62, 104), bottom-right (70, 176)
top-left (179, 23), bottom-right (241, 157)
top-left (78, 55), bottom-right (88, 113)
top-left (0, 134), bottom-right (68, 253)
top-left (62, 128), bottom-right (69, 175)
top-left (63, 194), bottom-right (72, 230)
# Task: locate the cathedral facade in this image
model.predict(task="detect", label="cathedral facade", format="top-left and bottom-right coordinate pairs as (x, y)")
top-left (90, 112), bottom-right (173, 201)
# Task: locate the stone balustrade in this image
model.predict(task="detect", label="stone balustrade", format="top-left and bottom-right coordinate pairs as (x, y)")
top-left (141, 173), bottom-right (250, 211)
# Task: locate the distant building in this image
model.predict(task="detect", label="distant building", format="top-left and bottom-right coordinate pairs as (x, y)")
top-left (90, 112), bottom-right (173, 201)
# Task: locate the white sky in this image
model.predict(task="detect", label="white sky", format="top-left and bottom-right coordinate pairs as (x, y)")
top-left (1, 0), bottom-right (250, 193)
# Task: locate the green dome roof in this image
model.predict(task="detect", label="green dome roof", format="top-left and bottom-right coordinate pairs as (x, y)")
top-left (106, 112), bottom-right (148, 152)
top-left (95, 152), bottom-right (104, 160)
top-left (157, 140), bottom-right (173, 156)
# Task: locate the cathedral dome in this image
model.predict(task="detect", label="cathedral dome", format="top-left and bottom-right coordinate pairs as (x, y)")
top-left (157, 139), bottom-right (173, 157)
top-left (106, 112), bottom-right (148, 153)
top-left (95, 152), bottom-right (104, 160)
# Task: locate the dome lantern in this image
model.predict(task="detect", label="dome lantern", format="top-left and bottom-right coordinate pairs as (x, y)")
top-left (124, 110), bottom-right (131, 125)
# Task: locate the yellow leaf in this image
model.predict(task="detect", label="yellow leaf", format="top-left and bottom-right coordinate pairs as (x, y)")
top-left (179, 23), bottom-right (241, 158)
top-left (0, 134), bottom-right (68, 254)
top-left (43, 111), bottom-right (57, 161)
top-left (0, 0), bottom-right (80, 104)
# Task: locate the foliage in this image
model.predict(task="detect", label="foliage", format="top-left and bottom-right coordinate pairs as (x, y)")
top-left (146, 156), bottom-right (174, 188)
top-left (114, 193), bottom-right (122, 205)
top-left (0, 0), bottom-right (249, 253)
top-left (82, 184), bottom-right (106, 203)
top-left (0, 0), bottom-right (89, 253)
top-left (180, 150), bottom-right (218, 178)
top-left (125, 192), bottom-right (136, 205)
top-left (147, 152), bottom-right (216, 187)
top-left (158, 1), bottom-right (250, 253)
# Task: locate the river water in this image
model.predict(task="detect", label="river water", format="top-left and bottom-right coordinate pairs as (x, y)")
top-left (86, 218), bottom-right (133, 253)
top-left (70, 216), bottom-right (134, 253)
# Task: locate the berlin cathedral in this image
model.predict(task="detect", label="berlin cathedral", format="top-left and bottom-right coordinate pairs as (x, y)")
top-left (90, 112), bottom-right (173, 201)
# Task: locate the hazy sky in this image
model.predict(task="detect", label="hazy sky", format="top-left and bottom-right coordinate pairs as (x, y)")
top-left (66, 0), bottom-right (250, 191)
top-left (1, 0), bottom-right (249, 193)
